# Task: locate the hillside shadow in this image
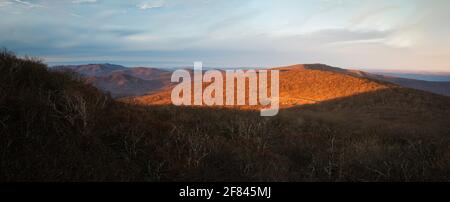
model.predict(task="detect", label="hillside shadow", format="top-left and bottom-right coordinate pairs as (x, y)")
top-left (286, 86), bottom-right (450, 113)
top-left (279, 87), bottom-right (450, 133)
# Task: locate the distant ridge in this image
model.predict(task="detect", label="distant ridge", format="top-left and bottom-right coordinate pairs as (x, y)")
top-left (53, 63), bottom-right (450, 99)
top-left (53, 63), bottom-right (127, 77)
top-left (53, 64), bottom-right (172, 98)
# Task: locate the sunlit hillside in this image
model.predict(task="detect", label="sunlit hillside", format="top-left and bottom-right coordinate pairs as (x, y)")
top-left (124, 64), bottom-right (394, 108)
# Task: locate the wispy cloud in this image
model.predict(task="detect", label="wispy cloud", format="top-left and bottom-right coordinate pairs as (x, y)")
top-left (13, 0), bottom-right (44, 8)
top-left (1, 0), bottom-right (450, 71)
top-left (72, 0), bottom-right (98, 4)
top-left (138, 0), bottom-right (165, 10)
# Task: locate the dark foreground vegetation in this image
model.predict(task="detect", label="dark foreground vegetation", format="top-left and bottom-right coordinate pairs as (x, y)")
top-left (0, 50), bottom-right (449, 181)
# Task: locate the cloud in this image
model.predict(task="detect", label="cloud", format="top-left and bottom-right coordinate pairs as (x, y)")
top-left (2, 0), bottom-right (450, 71)
top-left (138, 0), bottom-right (165, 10)
top-left (72, 0), bottom-right (98, 4)
top-left (13, 0), bottom-right (44, 8)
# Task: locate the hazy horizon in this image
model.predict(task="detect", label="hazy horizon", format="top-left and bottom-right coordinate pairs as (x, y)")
top-left (2, 0), bottom-right (450, 72)
top-left (47, 61), bottom-right (450, 75)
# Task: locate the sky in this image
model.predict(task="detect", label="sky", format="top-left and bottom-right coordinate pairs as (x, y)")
top-left (1, 0), bottom-right (450, 72)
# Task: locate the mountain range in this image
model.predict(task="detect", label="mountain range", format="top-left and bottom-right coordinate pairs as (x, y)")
top-left (3, 51), bottom-right (449, 181)
top-left (54, 64), bottom-right (173, 98)
top-left (53, 63), bottom-right (450, 101)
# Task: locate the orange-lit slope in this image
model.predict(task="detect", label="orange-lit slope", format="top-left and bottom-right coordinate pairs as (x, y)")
top-left (121, 64), bottom-right (394, 108)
